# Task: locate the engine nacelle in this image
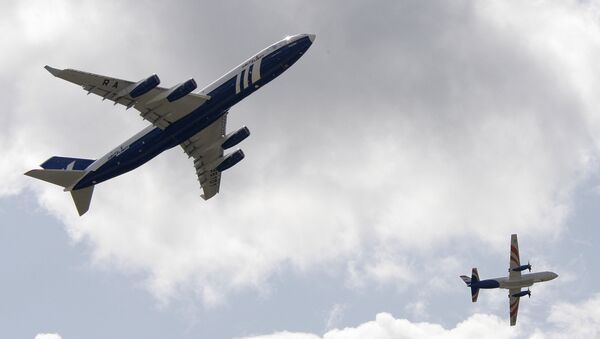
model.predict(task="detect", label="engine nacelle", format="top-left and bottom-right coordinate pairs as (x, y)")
top-left (146, 78), bottom-right (197, 105)
top-left (215, 149), bottom-right (245, 172)
top-left (129, 74), bottom-right (160, 98)
top-left (222, 126), bottom-right (250, 150)
top-left (510, 290), bottom-right (531, 298)
top-left (510, 264), bottom-right (532, 272)
top-left (167, 78), bottom-right (197, 102)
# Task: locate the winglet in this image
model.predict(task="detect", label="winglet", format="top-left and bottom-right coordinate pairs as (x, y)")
top-left (44, 65), bottom-right (62, 77)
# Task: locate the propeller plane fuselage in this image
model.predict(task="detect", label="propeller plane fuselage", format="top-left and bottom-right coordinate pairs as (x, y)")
top-left (460, 234), bottom-right (558, 326)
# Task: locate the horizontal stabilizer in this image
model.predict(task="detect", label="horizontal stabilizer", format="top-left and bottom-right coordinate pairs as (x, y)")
top-left (41, 156), bottom-right (95, 170)
top-left (25, 167), bottom-right (95, 215)
top-left (25, 169), bottom-right (86, 188)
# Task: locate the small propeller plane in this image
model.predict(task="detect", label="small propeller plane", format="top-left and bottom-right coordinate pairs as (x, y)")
top-left (25, 34), bottom-right (315, 215)
top-left (460, 234), bottom-right (558, 326)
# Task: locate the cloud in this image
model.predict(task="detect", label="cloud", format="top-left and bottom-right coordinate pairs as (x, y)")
top-left (239, 333), bottom-right (320, 339)
top-left (346, 254), bottom-right (416, 290)
top-left (325, 304), bottom-right (347, 330)
top-left (4, 0), bottom-right (600, 304)
top-left (539, 293), bottom-right (600, 338)
top-left (238, 294), bottom-right (600, 339)
top-left (238, 313), bottom-right (516, 339)
top-left (34, 334), bottom-right (61, 339)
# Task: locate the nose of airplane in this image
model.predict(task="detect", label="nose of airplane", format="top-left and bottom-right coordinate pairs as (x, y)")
top-left (553, 272), bottom-right (559, 279)
top-left (307, 34), bottom-right (316, 43)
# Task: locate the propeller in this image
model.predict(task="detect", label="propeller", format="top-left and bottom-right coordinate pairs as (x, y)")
top-left (527, 288), bottom-right (531, 298)
top-left (528, 261), bottom-right (532, 272)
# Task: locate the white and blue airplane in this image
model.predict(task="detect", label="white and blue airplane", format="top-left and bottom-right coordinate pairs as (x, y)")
top-left (460, 234), bottom-right (558, 326)
top-left (25, 34), bottom-right (315, 215)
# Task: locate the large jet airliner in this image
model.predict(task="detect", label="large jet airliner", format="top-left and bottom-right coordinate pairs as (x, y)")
top-left (25, 34), bottom-right (315, 215)
top-left (460, 234), bottom-right (558, 326)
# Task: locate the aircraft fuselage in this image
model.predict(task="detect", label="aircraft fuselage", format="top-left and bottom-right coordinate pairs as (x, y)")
top-left (473, 271), bottom-right (558, 290)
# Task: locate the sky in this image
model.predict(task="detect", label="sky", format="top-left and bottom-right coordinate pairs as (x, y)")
top-left (3, 0), bottom-right (600, 338)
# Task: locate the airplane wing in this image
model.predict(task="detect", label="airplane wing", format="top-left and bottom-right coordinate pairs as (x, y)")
top-left (508, 288), bottom-right (520, 326)
top-left (509, 233), bottom-right (521, 279)
top-left (180, 114), bottom-right (227, 200)
top-left (44, 66), bottom-right (210, 129)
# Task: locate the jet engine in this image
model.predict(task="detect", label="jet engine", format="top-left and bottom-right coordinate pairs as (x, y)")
top-left (222, 126), bottom-right (250, 150)
top-left (167, 78), bottom-right (197, 102)
top-left (215, 149), bottom-right (245, 172)
top-left (146, 78), bottom-right (197, 105)
top-left (129, 74), bottom-right (160, 98)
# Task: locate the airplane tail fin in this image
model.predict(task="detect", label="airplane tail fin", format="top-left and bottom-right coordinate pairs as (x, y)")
top-left (471, 268), bottom-right (480, 302)
top-left (25, 156), bottom-right (96, 216)
top-left (460, 275), bottom-right (472, 286)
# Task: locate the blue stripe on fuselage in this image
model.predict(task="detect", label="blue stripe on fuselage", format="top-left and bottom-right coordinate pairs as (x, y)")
top-left (73, 36), bottom-right (313, 190)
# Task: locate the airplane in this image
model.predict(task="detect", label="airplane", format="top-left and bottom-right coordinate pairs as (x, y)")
top-left (460, 234), bottom-right (558, 326)
top-left (25, 34), bottom-right (316, 215)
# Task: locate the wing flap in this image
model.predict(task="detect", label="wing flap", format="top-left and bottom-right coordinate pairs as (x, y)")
top-left (198, 168), bottom-right (222, 200)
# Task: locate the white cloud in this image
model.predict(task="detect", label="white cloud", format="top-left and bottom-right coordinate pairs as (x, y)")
top-left (4, 0), bottom-right (600, 304)
top-left (540, 293), bottom-right (600, 338)
top-left (239, 333), bottom-right (320, 339)
top-left (238, 294), bottom-right (600, 339)
top-left (239, 313), bottom-right (516, 339)
top-left (34, 334), bottom-right (61, 339)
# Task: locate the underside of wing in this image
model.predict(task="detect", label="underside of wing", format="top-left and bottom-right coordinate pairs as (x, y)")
top-left (181, 114), bottom-right (226, 200)
top-left (509, 289), bottom-right (520, 326)
top-left (509, 234), bottom-right (521, 279)
top-left (180, 113), bottom-right (249, 200)
top-left (45, 66), bottom-right (210, 129)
